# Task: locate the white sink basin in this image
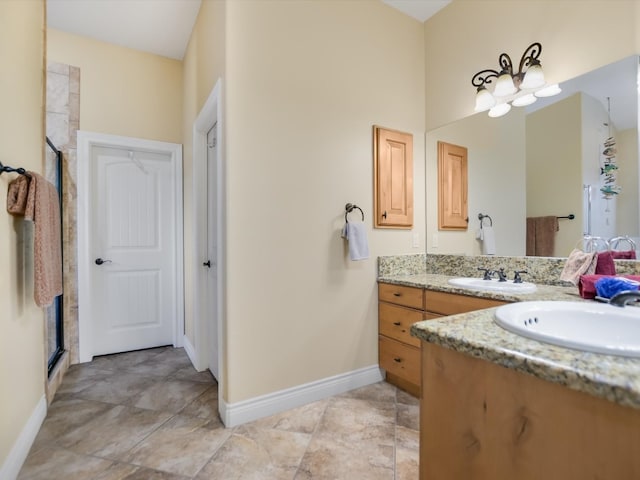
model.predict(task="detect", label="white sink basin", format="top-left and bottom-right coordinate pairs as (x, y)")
top-left (448, 277), bottom-right (537, 294)
top-left (494, 301), bottom-right (640, 357)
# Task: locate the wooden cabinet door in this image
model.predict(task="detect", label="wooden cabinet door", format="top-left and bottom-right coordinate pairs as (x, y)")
top-left (438, 141), bottom-right (468, 230)
top-left (374, 126), bottom-right (413, 228)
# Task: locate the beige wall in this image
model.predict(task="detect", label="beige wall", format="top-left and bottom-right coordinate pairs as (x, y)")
top-left (0, 0), bottom-right (45, 467)
top-left (426, 109), bottom-right (526, 256)
top-left (526, 94), bottom-right (582, 257)
top-left (47, 29), bottom-right (183, 144)
top-left (424, 0), bottom-right (638, 131)
top-left (222, 0), bottom-right (425, 402)
top-left (182, 0), bottom-right (226, 343)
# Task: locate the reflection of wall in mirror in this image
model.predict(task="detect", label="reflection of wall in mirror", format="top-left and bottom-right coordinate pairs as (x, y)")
top-left (527, 93), bottom-right (582, 257)
top-left (521, 91), bottom-right (636, 257)
top-left (426, 110), bottom-right (526, 256)
top-left (618, 128), bottom-right (640, 240)
top-left (582, 93), bottom-right (617, 243)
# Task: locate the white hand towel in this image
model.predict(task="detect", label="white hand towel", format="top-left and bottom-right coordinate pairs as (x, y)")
top-left (481, 226), bottom-right (496, 255)
top-left (341, 222), bottom-right (369, 261)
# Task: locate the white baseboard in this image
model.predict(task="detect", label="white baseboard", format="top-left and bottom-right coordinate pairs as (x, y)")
top-left (0, 395), bottom-right (47, 480)
top-left (220, 364), bottom-right (383, 428)
top-left (182, 335), bottom-right (198, 369)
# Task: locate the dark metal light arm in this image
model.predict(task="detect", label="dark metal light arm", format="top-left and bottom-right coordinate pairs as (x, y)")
top-left (471, 42), bottom-right (543, 88)
top-left (471, 69), bottom-right (501, 89)
top-left (498, 53), bottom-right (513, 75)
top-left (517, 42), bottom-right (542, 76)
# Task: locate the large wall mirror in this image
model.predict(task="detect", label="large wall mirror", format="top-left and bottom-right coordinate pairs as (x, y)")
top-left (426, 55), bottom-right (639, 258)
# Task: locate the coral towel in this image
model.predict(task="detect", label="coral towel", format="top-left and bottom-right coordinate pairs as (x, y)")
top-left (7, 173), bottom-right (63, 307)
top-left (559, 249), bottom-right (597, 285)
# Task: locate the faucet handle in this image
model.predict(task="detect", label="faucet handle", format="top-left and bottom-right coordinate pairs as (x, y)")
top-left (477, 267), bottom-right (494, 280)
top-left (496, 268), bottom-right (508, 282)
top-left (513, 270), bottom-right (528, 284)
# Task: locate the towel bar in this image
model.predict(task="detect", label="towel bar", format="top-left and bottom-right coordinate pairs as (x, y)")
top-left (345, 203), bottom-right (364, 222)
top-left (0, 160), bottom-right (31, 178)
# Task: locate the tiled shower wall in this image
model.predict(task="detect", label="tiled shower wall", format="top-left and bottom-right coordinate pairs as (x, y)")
top-left (46, 62), bottom-right (80, 373)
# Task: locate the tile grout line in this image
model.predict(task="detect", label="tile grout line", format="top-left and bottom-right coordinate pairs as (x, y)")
top-left (290, 395), bottom-right (332, 479)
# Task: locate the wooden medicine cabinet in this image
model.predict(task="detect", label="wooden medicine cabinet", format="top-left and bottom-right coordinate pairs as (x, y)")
top-left (373, 126), bottom-right (413, 228)
top-left (438, 141), bottom-right (468, 230)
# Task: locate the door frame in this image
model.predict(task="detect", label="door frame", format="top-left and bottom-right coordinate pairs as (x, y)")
top-left (191, 79), bottom-right (225, 396)
top-left (77, 131), bottom-right (184, 363)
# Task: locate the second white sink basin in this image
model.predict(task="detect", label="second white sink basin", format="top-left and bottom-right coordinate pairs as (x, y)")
top-left (448, 277), bottom-right (537, 294)
top-left (494, 301), bottom-right (640, 357)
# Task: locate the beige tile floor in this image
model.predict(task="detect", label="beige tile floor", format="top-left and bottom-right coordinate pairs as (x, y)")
top-left (18, 347), bottom-right (419, 479)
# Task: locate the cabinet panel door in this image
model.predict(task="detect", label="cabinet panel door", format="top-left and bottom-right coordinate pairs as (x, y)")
top-left (379, 335), bottom-right (420, 386)
top-left (374, 126), bottom-right (413, 228)
top-left (379, 302), bottom-right (422, 348)
top-left (438, 141), bottom-right (468, 230)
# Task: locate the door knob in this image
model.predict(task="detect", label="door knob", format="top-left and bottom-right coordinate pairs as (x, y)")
top-left (95, 258), bottom-right (112, 265)
top-left (203, 260), bottom-right (212, 268)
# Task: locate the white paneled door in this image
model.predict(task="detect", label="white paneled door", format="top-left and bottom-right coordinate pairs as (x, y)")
top-left (78, 132), bottom-right (183, 361)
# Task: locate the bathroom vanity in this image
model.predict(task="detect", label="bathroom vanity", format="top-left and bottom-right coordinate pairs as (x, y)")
top-left (412, 306), bottom-right (640, 480)
top-left (379, 254), bottom-right (640, 479)
top-left (378, 280), bottom-right (507, 397)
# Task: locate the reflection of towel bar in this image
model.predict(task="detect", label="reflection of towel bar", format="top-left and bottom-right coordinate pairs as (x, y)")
top-left (345, 203), bottom-right (364, 223)
top-left (478, 213), bottom-right (492, 228)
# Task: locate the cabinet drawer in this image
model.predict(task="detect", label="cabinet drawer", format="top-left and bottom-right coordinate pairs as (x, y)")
top-left (425, 289), bottom-right (508, 316)
top-left (379, 335), bottom-right (420, 386)
top-left (378, 302), bottom-right (422, 348)
top-left (378, 283), bottom-right (424, 309)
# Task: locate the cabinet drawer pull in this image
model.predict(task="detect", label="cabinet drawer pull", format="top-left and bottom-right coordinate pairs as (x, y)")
top-left (393, 292), bottom-right (402, 297)
top-left (393, 321), bottom-right (402, 326)
top-left (393, 357), bottom-right (402, 363)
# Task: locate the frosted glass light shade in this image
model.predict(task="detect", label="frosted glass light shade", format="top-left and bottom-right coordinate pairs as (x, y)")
top-left (488, 103), bottom-right (511, 117)
top-left (520, 64), bottom-right (545, 89)
top-left (474, 87), bottom-right (497, 112)
top-left (512, 93), bottom-right (537, 107)
top-left (534, 83), bottom-right (562, 97)
top-left (493, 73), bottom-right (517, 97)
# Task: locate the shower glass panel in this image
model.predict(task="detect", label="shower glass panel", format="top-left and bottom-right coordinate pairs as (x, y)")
top-left (45, 137), bottom-right (64, 375)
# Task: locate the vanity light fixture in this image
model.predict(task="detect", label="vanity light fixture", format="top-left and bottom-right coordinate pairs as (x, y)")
top-left (472, 42), bottom-right (561, 117)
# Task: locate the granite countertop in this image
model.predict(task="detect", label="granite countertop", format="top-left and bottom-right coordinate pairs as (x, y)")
top-left (377, 273), bottom-right (579, 302)
top-left (379, 274), bottom-right (640, 410)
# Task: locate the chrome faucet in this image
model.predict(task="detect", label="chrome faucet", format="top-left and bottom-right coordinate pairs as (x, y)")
top-left (477, 267), bottom-right (494, 280)
top-left (610, 290), bottom-right (640, 307)
top-left (495, 268), bottom-right (508, 282)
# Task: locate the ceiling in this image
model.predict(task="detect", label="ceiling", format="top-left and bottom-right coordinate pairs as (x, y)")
top-left (47, 0), bottom-right (202, 60)
top-left (381, 0), bottom-right (451, 22)
top-left (47, 0), bottom-right (450, 60)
